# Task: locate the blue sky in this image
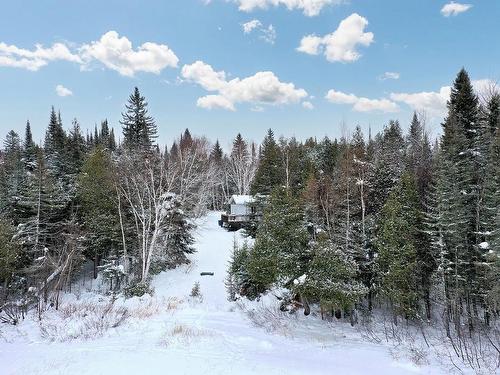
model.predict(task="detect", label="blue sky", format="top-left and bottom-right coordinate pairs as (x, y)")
top-left (0, 0), bottom-right (498, 148)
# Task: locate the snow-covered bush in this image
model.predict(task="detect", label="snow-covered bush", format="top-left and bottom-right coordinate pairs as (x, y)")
top-left (100, 259), bottom-right (126, 292)
top-left (40, 300), bottom-right (129, 341)
top-left (0, 302), bottom-right (25, 325)
top-left (239, 301), bottom-right (296, 337)
top-left (190, 282), bottom-right (201, 298)
top-left (123, 282), bottom-right (153, 298)
top-left (226, 239), bottom-right (259, 300)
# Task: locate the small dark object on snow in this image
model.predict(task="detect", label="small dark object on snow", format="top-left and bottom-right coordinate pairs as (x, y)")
top-left (200, 272), bottom-right (214, 276)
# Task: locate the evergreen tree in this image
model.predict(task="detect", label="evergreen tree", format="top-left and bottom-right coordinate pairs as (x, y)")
top-left (487, 93), bottom-right (500, 136)
top-left (251, 129), bottom-right (284, 195)
top-left (67, 119), bottom-right (86, 174)
top-left (78, 147), bottom-right (120, 278)
top-left (121, 87), bottom-right (157, 151)
top-left (438, 69), bottom-right (482, 330)
top-left (226, 239), bottom-right (256, 300)
top-left (297, 239), bottom-right (367, 318)
top-left (247, 187), bottom-right (310, 291)
top-left (44, 107), bottom-right (67, 171)
top-left (0, 131), bottom-right (23, 218)
top-left (0, 219), bottom-right (21, 292)
top-left (375, 173), bottom-right (421, 319)
top-left (165, 201), bottom-right (196, 266)
top-left (22, 121), bottom-right (37, 170)
top-left (180, 129), bottom-right (193, 150)
top-left (210, 139), bottom-right (223, 162)
top-left (368, 121), bottom-right (405, 215)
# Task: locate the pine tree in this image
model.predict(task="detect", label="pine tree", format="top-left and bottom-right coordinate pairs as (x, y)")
top-left (0, 219), bottom-right (21, 291)
top-left (226, 239), bottom-right (256, 300)
top-left (439, 69), bottom-right (482, 330)
top-left (78, 147), bottom-right (120, 278)
top-left (405, 113), bottom-right (435, 318)
top-left (121, 87), bottom-right (157, 151)
top-left (44, 107), bottom-right (67, 172)
top-left (180, 129), bottom-right (193, 150)
top-left (165, 201), bottom-right (196, 266)
top-left (251, 129), bottom-right (284, 195)
top-left (67, 119), bottom-right (86, 174)
top-left (108, 128), bottom-right (117, 151)
top-left (297, 239), bottom-right (367, 319)
top-left (481, 126), bottom-right (500, 322)
top-left (22, 121), bottom-right (37, 171)
top-left (318, 136), bottom-right (338, 176)
top-left (375, 173), bottom-right (421, 319)
top-left (210, 140), bottom-right (223, 163)
top-left (247, 187), bottom-right (310, 291)
top-left (0, 130), bottom-right (23, 218)
top-left (487, 93), bottom-right (500, 136)
top-left (368, 120), bottom-right (405, 215)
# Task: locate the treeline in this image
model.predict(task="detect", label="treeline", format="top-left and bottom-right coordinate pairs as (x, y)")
top-left (227, 69), bottom-right (500, 354)
top-left (0, 85), bottom-right (286, 310)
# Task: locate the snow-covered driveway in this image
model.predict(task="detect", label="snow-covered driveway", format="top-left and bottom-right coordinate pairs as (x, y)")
top-left (1, 212), bottom-right (439, 375)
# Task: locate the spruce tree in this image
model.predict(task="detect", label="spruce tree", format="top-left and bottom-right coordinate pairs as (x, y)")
top-left (121, 87), bottom-right (157, 151)
top-left (22, 121), bottom-right (37, 170)
top-left (298, 239), bottom-right (367, 318)
top-left (165, 202), bottom-right (196, 266)
top-left (251, 129), bottom-right (284, 195)
top-left (247, 187), bottom-right (310, 291)
top-left (375, 173), bottom-right (421, 319)
top-left (210, 139), bottom-right (223, 163)
top-left (440, 69), bottom-right (482, 330)
top-left (78, 147), bottom-right (120, 278)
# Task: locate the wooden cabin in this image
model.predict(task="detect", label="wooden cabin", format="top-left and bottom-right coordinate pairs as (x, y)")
top-left (219, 195), bottom-right (262, 230)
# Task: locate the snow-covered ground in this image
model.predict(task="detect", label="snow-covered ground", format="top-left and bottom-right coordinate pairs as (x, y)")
top-left (1, 212), bottom-right (453, 374)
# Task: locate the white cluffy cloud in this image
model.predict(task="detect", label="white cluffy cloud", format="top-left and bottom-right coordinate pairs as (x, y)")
top-left (242, 19), bottom-right (261, 33)
top-left (0, 42), bottom-right (81, 71)
top-left (56, 84), bottom-right (73, 97)
top-left (181, 60), bottom-right (307, 111)
top-left (302, 101), bottom-right (314, 110)
top-left (0, 31), bottom-right (179, 77)
top-left (297, 13), bottom-right (374, 63)
top-left (325, 89), bottom-right (399, 113)
top-left (241, 20), bottom-right (277, 44)
top-left (379, 72), bottom-right (400, 80)
top-left (79, 31), bottom-right (179, 77)
top-left (441, 2), bottom-right (472, 17)
top-left (231, 0), bottom-right (343, 17)
top-left (391, 79), bottom-right (495, 117)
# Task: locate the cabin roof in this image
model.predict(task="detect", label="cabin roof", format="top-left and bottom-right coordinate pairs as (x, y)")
top-left (230, 195), bottom-right (254, 205)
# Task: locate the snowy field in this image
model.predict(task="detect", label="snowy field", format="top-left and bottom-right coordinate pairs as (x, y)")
top-left (1, 212), bottom-right (461, 375)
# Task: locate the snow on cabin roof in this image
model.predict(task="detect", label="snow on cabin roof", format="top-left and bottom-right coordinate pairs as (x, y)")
top-left (230, 195), bottom-right (254, 205)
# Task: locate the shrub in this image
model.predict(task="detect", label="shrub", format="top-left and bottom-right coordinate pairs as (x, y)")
top-left (123, 282), bottom-right (153, 298)
top-left (190, 282), bottom-right (201, 298)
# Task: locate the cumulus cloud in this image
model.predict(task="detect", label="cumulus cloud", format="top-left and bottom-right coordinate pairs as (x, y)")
top-left (79, 31), bottom-right (178, 76)
top-left (181, 60), bottom-right (307, 110)
top-left (390, 79), bottom-right (494, 117)
top-left (379, 72), bottom-right (400, 81)
top-left (297, 13), bottom-right (374, 63)
top-left (231, 0), bottom-right (343, 17)
top-left (302, 101), bottom-right (314, 110)
top-left (0, 42), bottom-right (81, 71)
top-left (241, 20), bottom-right (276, 44)
top-left (0, 32), bottom-right (179, 77)
top-left (242, 19), bottom-right (262, 33)
top-left (56, 84), bottom-right (73, 97)
top-left (390, 87), bottom-right (451, 117)
top-left (441, 2), bottom-right (472, 17)
top-left (325, 89), bottom-right (399, 113)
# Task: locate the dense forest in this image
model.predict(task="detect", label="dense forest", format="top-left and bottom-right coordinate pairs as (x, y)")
top-left (0, 69), bottom-right (499, 369)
